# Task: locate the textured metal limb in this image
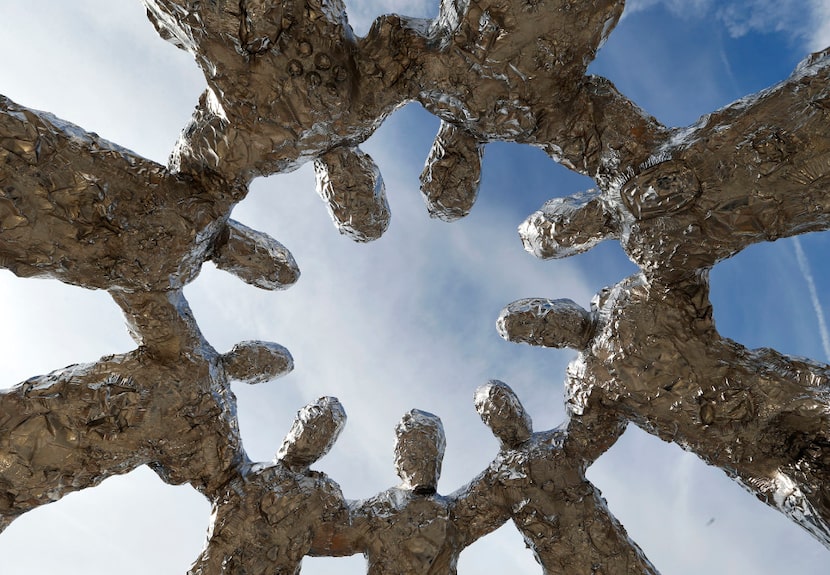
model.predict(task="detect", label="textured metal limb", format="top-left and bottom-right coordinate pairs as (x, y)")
top-left (189, 397), bottom-right (347, 575)
top-left (498, 274), bottom-right (830, 546)
top-left (221, 341), bottom-right (294, 386)
top-left (314, 146), bottom-right (390, 242)
top-left (529, 75), bottom-right (671, 183)
top-left (211, 219), bottom-right (301, 290)
top-left (111, 290), bottom-right (292, 385)
top-left (518, 189), bottom-right (617, 260)
top-left (111, 290), bottom-right (211, 359)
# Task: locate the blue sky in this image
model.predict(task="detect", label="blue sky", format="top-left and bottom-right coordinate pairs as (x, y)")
top-left (0, 1), bottom-right (828, 573)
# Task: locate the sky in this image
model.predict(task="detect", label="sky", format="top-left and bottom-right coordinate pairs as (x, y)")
top-left (0, 1), bottom-right (829, 573)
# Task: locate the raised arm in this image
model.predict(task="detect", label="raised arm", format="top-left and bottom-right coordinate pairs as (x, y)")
top-left (449, 465), bottom-right (512, 548)
top-left (309, 497), bottom-right (372, 557)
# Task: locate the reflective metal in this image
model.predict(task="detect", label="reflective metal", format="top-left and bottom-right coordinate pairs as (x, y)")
top-left (1, 0), bottom-right (829, 571)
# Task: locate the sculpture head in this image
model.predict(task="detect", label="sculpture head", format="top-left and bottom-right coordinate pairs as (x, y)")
top-left (277, 396), bottom-right (346, 472)
top-left (519, 190), bottom-right (616, 260)
top-left (497, 298), bottom-right (594, 350)
top-left (394, 409), bottom-right (446, 495)
top-left (221, 340), bottom-right (294, 384)
top-left (474, 380), bottom-right (532, 449)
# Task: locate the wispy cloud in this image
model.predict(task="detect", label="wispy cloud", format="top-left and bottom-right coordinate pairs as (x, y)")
top-left (791, 237), bottom-right (830, 362)
top-left (625, 0), bottom-right (829, 53)
top-left (810, 0), bottom-right (830, 51)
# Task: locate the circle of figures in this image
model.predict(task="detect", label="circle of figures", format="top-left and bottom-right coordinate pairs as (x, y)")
top-left (1, 0), bottom-right (829, 573)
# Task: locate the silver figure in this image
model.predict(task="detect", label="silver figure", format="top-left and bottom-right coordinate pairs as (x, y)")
top-left (189, 397), bottom-right (348, 575)
top-left (0, 291), bottom-right (293, 533)
top-left (498, 275), bottom-right (830, 546)
top-left (314, 409), bottom-right (510, 574)
top-left (459, 380), bottom-right (659, 575)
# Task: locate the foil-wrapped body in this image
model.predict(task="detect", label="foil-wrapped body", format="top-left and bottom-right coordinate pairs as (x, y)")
top-left (499, 275), bottom-right (830, 545)
top-left (0, 0), bottom-right (829, 572)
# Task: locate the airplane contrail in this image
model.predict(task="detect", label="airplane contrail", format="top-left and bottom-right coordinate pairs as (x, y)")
top-left (792, 236), bottom-right (830, 362)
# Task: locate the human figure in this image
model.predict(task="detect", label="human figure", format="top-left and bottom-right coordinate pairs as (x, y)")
top-left (0, 94), bottom-right (299, 293)
top-left (142, 0), bottom-right (429, 178)
top-left (0, 290), bottom-right (293, 533)
top-left (517, 49), bottom-right (830, 286)
top-left (0, 338), bottom-right (292, 532)
top-left (461, 380), bottom-right (658, 575)
top-left (417, 0), bottom-right (668, 219)
top-left (498, 273), bottom-right (830, 547)
top-left (189, 397), bottom-right (348, 575)
top-left (312, 409), bottom-right (508, 574)
top-left (420, 0), bottom-right (627, 141)
top-left (142, 0), bottom-right (435, 239)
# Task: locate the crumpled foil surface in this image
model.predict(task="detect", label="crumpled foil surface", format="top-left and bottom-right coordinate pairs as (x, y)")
top-left (190, 397), bottom-right (348, 575)
top-left (0, 290), bottom-right (294, 532)
top-left (2, 0), bottom-right (830, 572)
top-left (499, 275), bottom-right (830, 545)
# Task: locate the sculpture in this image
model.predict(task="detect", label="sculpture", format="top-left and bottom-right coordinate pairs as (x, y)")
top-left (0, 95), bottom-right (299, 293)
top-left (517, 49), bottom-right (830, 286)
top-left (498, 275), bottom-right (830, 545)
top-left (315, 388), bottom-right (657, 574)
top-left (0, 0), bottom-right (828, 572)
top-left (0, 290), bottom-right (293, 533)
top-left (189, 397), bottom-right (347, 575)
top-left (314, 409), bottom-right (479, 574)
top-left (462, 380), bottom-right (658, 575)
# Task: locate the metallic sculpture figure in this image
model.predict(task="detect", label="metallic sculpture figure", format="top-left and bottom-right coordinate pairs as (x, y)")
top-left (0, 290), bottom-right (293, 533)
top-left (0, 95), bottom-right (299, 293)
top-left (498, 275), bottom-right (830, 546)
top-left (189, 397), bottom-right (347, 575)
top-left (316, 400), bottom-right (651, 574)
top-left (315, 409), bottom-right (460, 574)
top-left (141, 0), bottom-right (433, 240)
top-left (458, 380), bottom-right (658, 575)
top-left (420, 0), bottom-right (628, 144)
top-left (417, 0), bottom-right (668, 213)
top-left (519, 49), bottom-right (830, 286)
top-left (141, 0), bottom-right (411, 180)
top-left (1, 0), bottom-right (830, 571)
top-left (314, 409), bottom-right (511, 574)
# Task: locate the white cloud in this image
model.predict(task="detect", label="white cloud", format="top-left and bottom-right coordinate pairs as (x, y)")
top-left (624, 0), bottom-right (828, 53)
top-left (809, 0), bottom-right (830, 51)
top-left (345, 0), bottom-right (439, 35)
top-left (715, 0), bottom-right (807, 39)
top-left (624, 0), bottom-right (711, 19)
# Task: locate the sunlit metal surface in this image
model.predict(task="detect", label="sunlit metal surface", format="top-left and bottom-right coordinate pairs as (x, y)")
top-left (1, 0), bottom-right (829, 572)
